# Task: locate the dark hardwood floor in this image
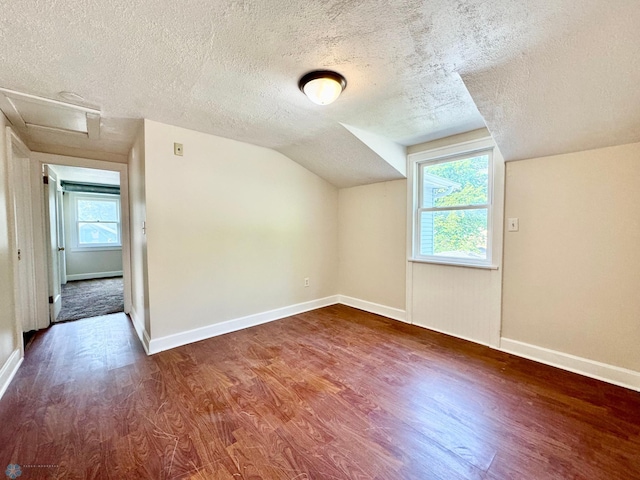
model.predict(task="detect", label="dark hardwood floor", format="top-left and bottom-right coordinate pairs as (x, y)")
top-left (1, 305), bottom-right (639, 479)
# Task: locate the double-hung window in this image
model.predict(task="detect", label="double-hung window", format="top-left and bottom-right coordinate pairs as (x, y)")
top-left (73, 193), bottom-right (121, 248)
top-left (411, 139), bottom-right (495, 267)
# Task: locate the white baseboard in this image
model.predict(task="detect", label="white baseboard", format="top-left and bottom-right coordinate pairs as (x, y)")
top-left (500, 338), bottom-right (640, 392)
top-left (129, 307), bottom-right (150, 355)
top-left (412, 322), bottom-right (493, 348)
top-left (0, 349), bottom-right (23, 401)
top-left (143, 329), bottom-right (151, 355)
top-left (66, 271), bottom-right (123, 281)
top-left (148, 295), bottom-right (340, 354)
top-left (338, 295), bottom-right (408, 323)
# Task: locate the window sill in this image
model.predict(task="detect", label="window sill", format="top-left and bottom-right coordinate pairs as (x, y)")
top-left (70, 246), bottom-right (123, 253)
top-left (409, 258), bottom-right (499, 270)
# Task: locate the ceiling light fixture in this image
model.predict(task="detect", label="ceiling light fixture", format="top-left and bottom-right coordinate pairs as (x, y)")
top-left (298, 70), bottom-right (347, 105)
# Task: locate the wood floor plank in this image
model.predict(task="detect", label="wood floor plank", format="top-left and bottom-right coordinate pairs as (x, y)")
top-left (1, 307), bottom-right (639, 479)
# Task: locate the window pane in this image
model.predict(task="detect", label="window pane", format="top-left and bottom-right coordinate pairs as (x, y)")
top-left (419, 209), bottom-right (488, 260)
top-left (422, 155), bottom-right (489, 208)
top-left (77, 199), bottom-right (118, 221)
top-left (78, 222), bottom-right (120, 245)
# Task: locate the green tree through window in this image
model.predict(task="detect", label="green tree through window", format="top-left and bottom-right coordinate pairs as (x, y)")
top-left (419, 154), bottom-right (490, 260)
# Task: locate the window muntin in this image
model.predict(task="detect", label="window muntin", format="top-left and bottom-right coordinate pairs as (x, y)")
top-left (415, 149), bottom-right (493, 265)
top-left (74, 194), bottom-right (121, 247)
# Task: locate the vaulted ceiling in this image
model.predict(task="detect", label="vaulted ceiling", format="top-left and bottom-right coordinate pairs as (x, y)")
top-left (0, 1), bottom-right (638, 187)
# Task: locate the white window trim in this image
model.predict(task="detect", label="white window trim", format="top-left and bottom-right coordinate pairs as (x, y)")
top-left (408, 136), bottom-right (498, 268)
top-left (70, 192), bottom-right (122, 250)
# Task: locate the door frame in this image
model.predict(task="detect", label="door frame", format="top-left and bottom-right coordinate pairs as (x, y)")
top-left (43, 165), bottom-right (63, 321)
top-left (57, 185), bottom-right (66, 285)
top-left (31, 152), bottom-right (133, 316)
top-left (5, 128), bottom-right (33, 351)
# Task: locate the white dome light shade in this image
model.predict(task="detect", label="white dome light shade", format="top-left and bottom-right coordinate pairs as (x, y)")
top-left (299, 71), bottom-right (347, 105)
top-left (302, 77), bottom-right (342, 105)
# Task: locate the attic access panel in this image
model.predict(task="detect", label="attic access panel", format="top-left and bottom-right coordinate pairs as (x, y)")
top-left (0, 87), bottom-right (100, 139)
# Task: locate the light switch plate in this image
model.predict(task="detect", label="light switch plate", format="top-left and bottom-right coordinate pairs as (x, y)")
top-left (174, 142), bottom-right (183, 156)
top-left (507, 218), bottom-right (519, 232)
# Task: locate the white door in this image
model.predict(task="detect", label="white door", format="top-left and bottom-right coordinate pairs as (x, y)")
top-left (8, 144), bottom-right (37, 332)
top-left (56, 188), bottom-right (66, 284)
top-left (44, 165), bottom-right (62, 321)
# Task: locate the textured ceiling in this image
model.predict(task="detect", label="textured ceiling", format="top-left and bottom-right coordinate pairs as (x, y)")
top-left (0, 1), bottom-right (638, 187)
top-left (462, 1), bottom-right (640, 161)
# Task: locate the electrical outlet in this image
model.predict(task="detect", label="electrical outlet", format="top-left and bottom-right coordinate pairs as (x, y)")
top-left (304, 277), bottom-right (310, 287)
top-left (174, 142), bottom-right (183, 156)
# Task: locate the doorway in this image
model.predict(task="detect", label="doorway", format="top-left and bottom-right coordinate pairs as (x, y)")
top-left (5, 139), bottom-right (132, 347)
top-left (6, 131), bottom-right (45, 343)
top-left (45, 164), bottom-right (125, 323)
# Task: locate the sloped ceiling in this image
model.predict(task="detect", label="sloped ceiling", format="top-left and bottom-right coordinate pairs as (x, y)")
top-left (461, 1), bottom-right (640, 162)
top-left (0, 1), bottom-right (638, 187)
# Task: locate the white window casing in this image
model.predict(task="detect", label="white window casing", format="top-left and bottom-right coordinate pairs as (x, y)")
top-left (69, 192), bottom-right (122, 251)
top-left (408, 136), bottom-right (501, 269)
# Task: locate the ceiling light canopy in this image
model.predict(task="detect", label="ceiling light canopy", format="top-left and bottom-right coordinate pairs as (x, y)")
top-left (299, 70), bottom-right (347, 105)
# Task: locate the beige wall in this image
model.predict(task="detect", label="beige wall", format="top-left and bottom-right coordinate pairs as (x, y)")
top-left (120, 120), bottom-right (640, 384)
top-left (338, 180), bottom-right (406, 310)
top-left (502, 142), bottom-right (640, 372)
top-left (143, 120), bottom-right (339, 339)
top-left (65, 249), bottom-right (123, 278)
top-left (128, 126), bottom-right (150, 335)
top-left (62, 193), bottom-right (123, 279)
top-left (0, 113), bottom-right (18, 370)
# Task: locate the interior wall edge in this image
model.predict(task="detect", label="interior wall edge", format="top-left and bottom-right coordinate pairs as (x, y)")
top-left (337, 295), bottom-right (408, 323)
top-left (500, 337), bottom-right (640, 393)
top-left (128, 307), bottom-right (150, 356)
top-left (147, 296), bottom-right (341, 355)
top-left (411, 321), bottom-right (494, 349)
top-left (0, 349), bottom-right (23, 401)
top-left (65, 271), bottom-right (123, 282)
